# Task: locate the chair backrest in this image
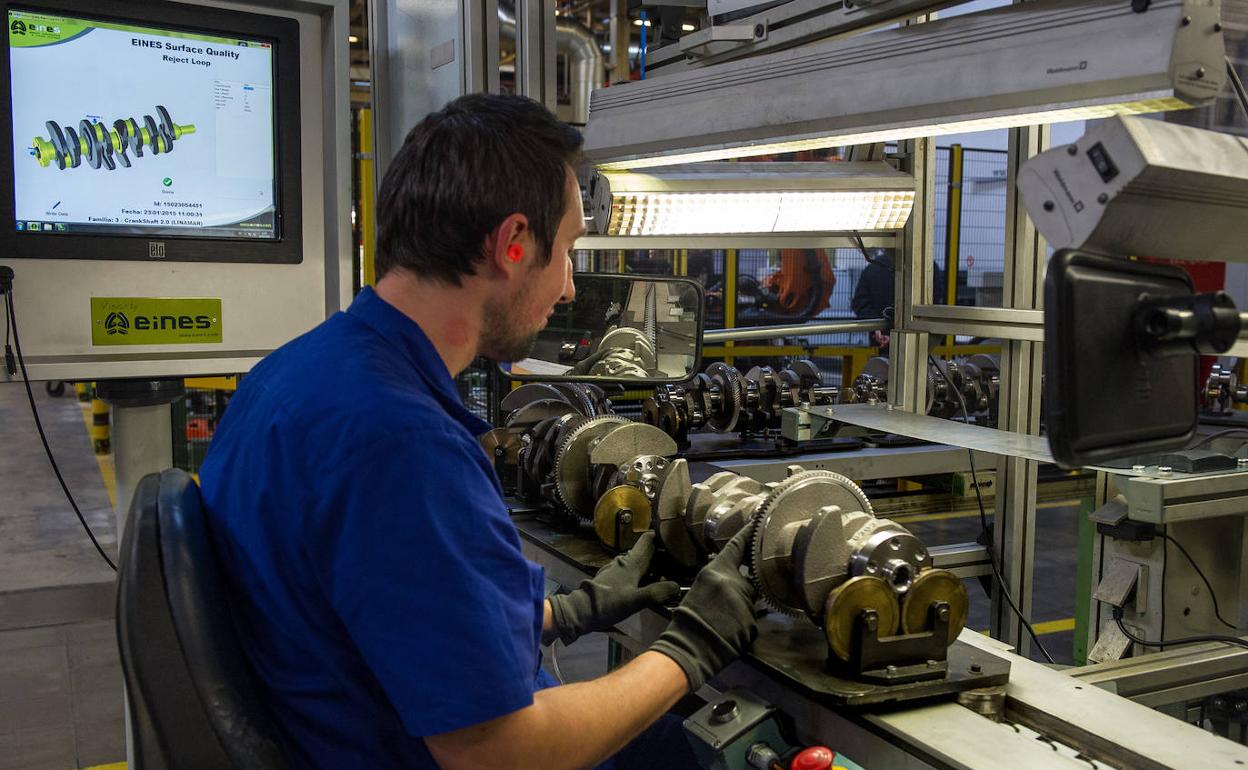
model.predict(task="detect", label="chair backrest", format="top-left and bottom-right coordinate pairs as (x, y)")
top-left (116, 468), bottom-right (287, 770)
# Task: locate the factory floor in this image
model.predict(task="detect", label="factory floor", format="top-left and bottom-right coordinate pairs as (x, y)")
top-left (0, 382), bottom-right (123, 770)
top-left (0, 382), bottom-right (1079, 768)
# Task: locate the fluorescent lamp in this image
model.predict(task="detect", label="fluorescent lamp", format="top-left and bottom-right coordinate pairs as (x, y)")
top-left (590, 162), bottom-right (914, 235)
top-left (1019, 116), bottom-right (1248, 263)
top-left (584, 0), bottom-right (1224, 170)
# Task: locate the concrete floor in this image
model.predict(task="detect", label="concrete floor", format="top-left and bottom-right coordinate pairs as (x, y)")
top-left (1, 382), bottom-right (124, 770)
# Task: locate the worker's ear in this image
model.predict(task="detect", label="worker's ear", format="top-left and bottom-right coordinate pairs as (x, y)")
top-left (486, 214), bottom-right (534, 278)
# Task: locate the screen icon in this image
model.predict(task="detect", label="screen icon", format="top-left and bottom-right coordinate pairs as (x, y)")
top-left (42, 223), bottom-right (52, 231)
top-left (28, 222), bottom-right (40, 231)
top-left (15, 222), bottom-right (24, 231)
top-left (54, 223), bottom-right (67, 232)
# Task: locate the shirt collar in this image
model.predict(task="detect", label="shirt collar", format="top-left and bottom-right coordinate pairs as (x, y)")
top-left (347, 287), bottom-right (493, 437)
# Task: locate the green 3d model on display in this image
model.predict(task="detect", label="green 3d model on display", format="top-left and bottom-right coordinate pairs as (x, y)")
top-left (31, 106), bottom-right (195, 171)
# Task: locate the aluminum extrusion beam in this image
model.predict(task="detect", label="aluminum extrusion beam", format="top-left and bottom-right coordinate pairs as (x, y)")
top-left (909, 305), bottom-right (1044, 342)
top-left (1070, 640), bottom-right (1248, 708)
top-left (583, 0), bottom-right (1224, 169)
top-left (645, 0), bottom-right (961, 73)
top-left (703, 319), bottom-right (887, 342)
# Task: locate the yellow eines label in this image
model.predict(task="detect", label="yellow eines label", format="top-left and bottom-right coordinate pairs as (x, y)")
top-left (90, 298), bottom-right (222, 346)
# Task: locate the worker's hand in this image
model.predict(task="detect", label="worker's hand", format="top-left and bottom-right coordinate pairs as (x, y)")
top-left (545, 531), bottom-right (679, 646)
top-left (649, 526), bottom-right (758, 692)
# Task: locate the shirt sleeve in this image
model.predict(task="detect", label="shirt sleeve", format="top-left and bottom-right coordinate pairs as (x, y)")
top-left (301, 421), bottom-right (543, 737)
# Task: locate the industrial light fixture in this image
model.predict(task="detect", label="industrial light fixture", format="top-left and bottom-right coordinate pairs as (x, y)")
top-left (589, 161), bottom-right (915, 235)
top-left (1018, 116), bottom-right (1248, 264)
top-left (584, 0), bottom-right (1225, 170)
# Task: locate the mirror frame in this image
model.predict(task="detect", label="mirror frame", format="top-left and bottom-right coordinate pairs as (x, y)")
top-left (500, 273), bottom-right (705, 385)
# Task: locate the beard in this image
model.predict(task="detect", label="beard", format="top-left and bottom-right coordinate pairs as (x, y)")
top-left (480, 293), bottom-right (543, 363)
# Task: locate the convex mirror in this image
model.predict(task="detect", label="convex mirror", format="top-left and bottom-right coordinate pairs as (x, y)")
top-left (502, 273), bottom-right (704, 384)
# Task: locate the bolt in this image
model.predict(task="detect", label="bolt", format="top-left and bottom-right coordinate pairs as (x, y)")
top-left (1182, 15), bottom-right (1191, 25)
top-left (754, 23), bottom-right (765, 37)
top-left (866, 615), bottom-right (879, 631)
top-left (1098, 193), bottom-right (1109, 204)
top-left (1043, 201), bottom-right (1055, 212)
top-left (927, 659), bottom-right (941, 668)
top-left (1215, 22), bottom-right (1224, 32)
top-left (886, 665), bottom-right (898, 674)
top-left (1236, 700), bottom-right (1248, 713)
top-left (1197, 67), bottom-right (1207, 79)
top-left (1238, 458), bottom-right (1248, 468)
top-left (1132, 464), bottom-right (1146, 472)
top-left (1067, 145), bottom-right (1079, 156)
top-left (970, 663), bottom-right (983, 674)
top-left (1158, 466), bottom-right (1173, 475)
top-left (1215, 697), bottom-right (1229, 711)
top-left (938, 606), bottom-right (950, 621)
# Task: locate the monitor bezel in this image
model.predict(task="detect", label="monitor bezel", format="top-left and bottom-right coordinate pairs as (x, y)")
top-left (0, 0), bottom-right (303, 264)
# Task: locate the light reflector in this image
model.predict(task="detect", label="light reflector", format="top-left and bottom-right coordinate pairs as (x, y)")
top-left (591, 162), bottom-right (915, 236)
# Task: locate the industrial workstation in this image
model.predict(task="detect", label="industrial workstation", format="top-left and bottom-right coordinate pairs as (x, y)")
top-left (4, 0), bottom-right (1248, 768)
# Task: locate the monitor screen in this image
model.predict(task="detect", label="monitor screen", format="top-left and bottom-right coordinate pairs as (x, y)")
top-left (7, 7), bottom-right (279, 241)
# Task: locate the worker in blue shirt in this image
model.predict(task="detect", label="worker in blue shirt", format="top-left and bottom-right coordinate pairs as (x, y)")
top-left (199, 93), bottom-right (759, 769)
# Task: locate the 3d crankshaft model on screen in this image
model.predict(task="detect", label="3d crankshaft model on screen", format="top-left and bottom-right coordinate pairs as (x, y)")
top-left (30, 106), bottom-right (196, 171)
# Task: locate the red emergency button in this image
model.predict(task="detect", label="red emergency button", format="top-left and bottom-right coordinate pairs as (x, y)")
top-left (791, 746), bottom-right (835, 770)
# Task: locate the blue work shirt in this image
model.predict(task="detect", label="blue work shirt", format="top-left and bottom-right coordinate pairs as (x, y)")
top-left (200, 287), bottom-right (548, 768)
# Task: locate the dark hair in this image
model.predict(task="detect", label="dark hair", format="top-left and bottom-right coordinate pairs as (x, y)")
top-left (375, 94), bottom-right (584, 284)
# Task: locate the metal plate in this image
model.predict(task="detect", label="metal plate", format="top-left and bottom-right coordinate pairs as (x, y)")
top-left (500, 382), bottom-right (566, 413)
top-left (589, 422), bottom-right (678, 466)
top-left (479, 428), bottom-right (521, 465)
top-left (744, 615), bottom-right (1011, 708)
top-left (593, 485), bottom-right (653, 550)
top-left (824, 575), bottom-right (899, 662)
top-left (809, 403), bottom-right (1054, 463)
top-left (901, 569), bottom-right (968, 637)
top-left (655, 459), bottom-right (699, 568)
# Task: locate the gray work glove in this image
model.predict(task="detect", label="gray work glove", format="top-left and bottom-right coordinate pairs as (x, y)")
top-left (545, 531), bottom-right (680, 646)
top-left (650, 526), bottom-right (758, 692)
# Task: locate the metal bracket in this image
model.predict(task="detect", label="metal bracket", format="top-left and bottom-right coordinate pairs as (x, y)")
top-left (1093, 557), bottom-right (1148, 613)
top-left (1088, 619), bottom-right (1133, 664)
top-left (840, 603), bottom-right (953, 685)
top-left (680, 22), bottom-right (767, 56)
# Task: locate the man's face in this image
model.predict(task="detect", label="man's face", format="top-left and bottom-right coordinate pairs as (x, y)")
top-left (481, 169), bottom-right (583, 362)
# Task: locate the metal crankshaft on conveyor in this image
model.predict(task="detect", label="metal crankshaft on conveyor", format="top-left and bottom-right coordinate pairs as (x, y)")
top-left (853, 354), bottom-right (1000, 420)
top-left (484, 384), bottom-right (968, 672)
top-left (642, 360), bottom-right (838, 444)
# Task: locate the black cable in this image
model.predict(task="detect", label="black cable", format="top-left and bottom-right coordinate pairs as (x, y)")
top-left (928, 354), bottom-right (1055, 664)
top-left (3, 282), bottom-right (117, 572)
top-left (1160, 524), bottom-right (1168, 651)
top-left (1159, 531), bottom-right (1237, 631)
top-left (1187, 427), bottom-right (1248, 449)
top-left (851, 231), bottom-right (875, 264)
top-left (1113, 609), bottom-right (1248, 652)
top-left (1227, 56), bottom-right (1248, 121)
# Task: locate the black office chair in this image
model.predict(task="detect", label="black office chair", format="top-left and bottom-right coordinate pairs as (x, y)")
top-left (116, 468), bottom-right (288, 769)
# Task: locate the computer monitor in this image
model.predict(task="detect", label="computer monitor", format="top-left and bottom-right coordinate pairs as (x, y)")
top-left (0, 0), bottom-right (302, 263)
